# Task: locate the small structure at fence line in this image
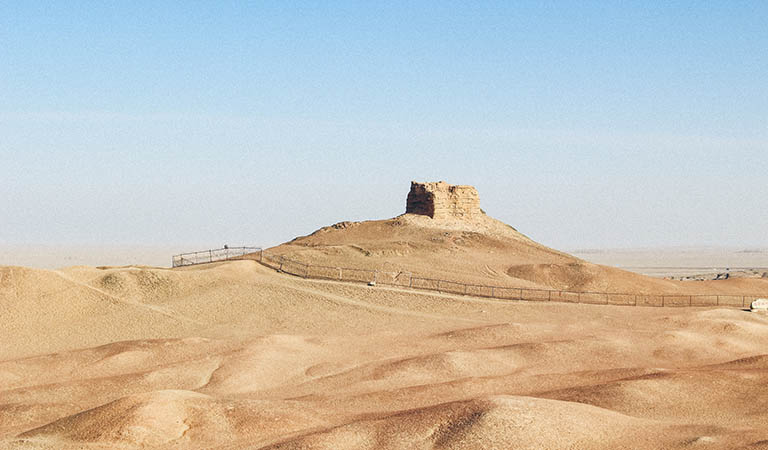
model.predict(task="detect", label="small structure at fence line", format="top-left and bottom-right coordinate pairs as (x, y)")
top-left (170, 247), bottom-right (765, 308)
top-left (172, 246), bottom-right (262, 268)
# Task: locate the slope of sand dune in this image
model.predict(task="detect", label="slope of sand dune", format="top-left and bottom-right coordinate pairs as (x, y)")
top-left (264, 395), bottom-right (672, 450)
top-left (267, 213), bottom-right (768, 296)
top-left (258, 181), bottom-right (768, 296)
top-left (4, 183), bottom-right (768, 448)
top-left (3, 258), bottom-right (768, 449)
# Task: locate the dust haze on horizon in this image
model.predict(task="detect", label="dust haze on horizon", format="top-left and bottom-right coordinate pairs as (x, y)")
top-left (2, 2), bottom-right (767, 254)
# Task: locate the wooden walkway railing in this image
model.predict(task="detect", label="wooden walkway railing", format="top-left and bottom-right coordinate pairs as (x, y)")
top-left (172, 246), bottom-right (262, 268)
top-left (170, 247), bottom-right (764, 308)
top-left (254, 251), bottom-right (764, 308)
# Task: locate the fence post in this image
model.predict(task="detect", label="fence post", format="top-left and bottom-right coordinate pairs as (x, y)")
top-left (437, 280), bottom-right (442, 293)
top-left (279, 256), bottom-right (284, 272)
top-left (662, 296), bottom-right (665, 307)
top-left (577, 292), bottom-right (581, 303)
top-left (374, 270), bottom-right (378, 284)
top-left (209, 249), bottom-right (213, 263)
top-left (742, 296), bottom-right (746, 308)
top-left (716, 295), bottom-right (719, 306)
top-left (519, 288), bottom-right (523, 300)
top-left (633, 295), bottom-right (637, 306)
top-left (548, 291), bottom-right (552, 302)
top-left (259, 249), bottom-right (263, 262)
top-left (491, 286), bottom-right (495, 298)
top-left (304, 264), bottom-right (309, 279)
top-left (408, 274), bottom-right (413, 288)
top-left (338, 267), bottom-right (342, 281)
top-left (689, 295), bottom-right (692, 306)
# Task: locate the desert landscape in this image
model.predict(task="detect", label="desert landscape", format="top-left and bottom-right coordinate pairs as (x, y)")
top-left (4, 2), bottom-right (766, 448)
top-left (2, 181), bottom-right (768, 449)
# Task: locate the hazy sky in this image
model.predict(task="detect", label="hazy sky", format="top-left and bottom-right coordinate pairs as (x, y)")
top-left (1, 1), bottom-right (766, 251)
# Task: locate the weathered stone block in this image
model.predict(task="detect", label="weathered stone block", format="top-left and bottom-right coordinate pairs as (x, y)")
top-left (406, 181), bottom-right (482, 220)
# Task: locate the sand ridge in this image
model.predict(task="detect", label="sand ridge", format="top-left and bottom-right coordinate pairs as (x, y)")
top-left (3, 259), bottom-right (768, 449)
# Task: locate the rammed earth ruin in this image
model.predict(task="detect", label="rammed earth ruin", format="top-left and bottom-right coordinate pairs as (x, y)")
top-left (406, 181), bottom-right (482, 220)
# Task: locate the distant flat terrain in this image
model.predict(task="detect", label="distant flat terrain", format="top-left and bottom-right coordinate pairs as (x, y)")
top-left (0, 244), bottom-right (202, 269)
top-left (572, 247), bottom-right (768, 278)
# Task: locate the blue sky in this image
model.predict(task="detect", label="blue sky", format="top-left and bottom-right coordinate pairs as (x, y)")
top-left (1, 1), bottom-right (766, 250)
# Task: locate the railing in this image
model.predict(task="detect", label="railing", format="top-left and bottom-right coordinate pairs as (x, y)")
top-left (172, 246), bottom-right (262, 268)
top-left (257, 252), bottom-right (765, 308)
top-left (170, 247), bottom-right (765, 308)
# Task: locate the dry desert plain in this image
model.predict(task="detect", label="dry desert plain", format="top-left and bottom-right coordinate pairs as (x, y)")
top-left (3, 184), bottom-right (768, 449)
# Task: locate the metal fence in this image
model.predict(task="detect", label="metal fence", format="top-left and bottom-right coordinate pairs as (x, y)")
top-left (172, 246), bottom-right (262, 268)
top-left (257, 252), bottom-right (764, 308)
top-left (170, 247), bottom-right (764, 308)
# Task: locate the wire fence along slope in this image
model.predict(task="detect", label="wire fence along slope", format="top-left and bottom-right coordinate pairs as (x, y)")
top-left (171, 247), bottom-right (764, 308)
top-left (172, 247), bottom-right (262, 268)
top-left (255, 251), bottom-right (764, 308)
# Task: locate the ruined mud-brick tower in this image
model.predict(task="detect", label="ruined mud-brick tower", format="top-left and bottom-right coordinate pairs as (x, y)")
top-left (405, 181), bottom-right (482, 220)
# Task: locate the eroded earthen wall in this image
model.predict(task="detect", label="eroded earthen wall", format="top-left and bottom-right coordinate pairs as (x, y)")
top-left (406, 181), bottom-right (482, 219)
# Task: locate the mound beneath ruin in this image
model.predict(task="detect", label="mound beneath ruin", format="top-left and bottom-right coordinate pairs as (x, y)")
top-left (266, 181), bottom-right (767, 295)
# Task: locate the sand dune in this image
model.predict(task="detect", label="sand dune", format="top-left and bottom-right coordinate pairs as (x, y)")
top-left (264, 395), bottom-right (672, 450)
top-left (4, 191), bottom-right (768, 448)
top-left (2, 258), bottom-right (768, 448)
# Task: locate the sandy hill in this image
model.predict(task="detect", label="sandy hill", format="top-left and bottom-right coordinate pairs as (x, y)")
top-left (3, 259), bottom-right (768, 449)
top-left (3, 181), bottom-right (768, 449)
top-left (268, 181), bottom-right (768, 296)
